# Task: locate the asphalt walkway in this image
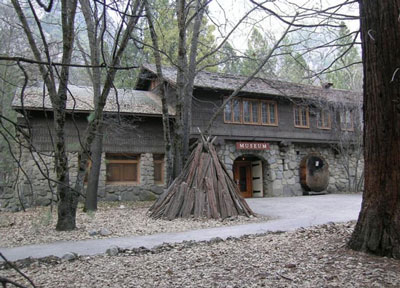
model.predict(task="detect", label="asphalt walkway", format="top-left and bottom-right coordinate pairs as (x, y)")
top-left (1, 193), bottom-right (362, 261)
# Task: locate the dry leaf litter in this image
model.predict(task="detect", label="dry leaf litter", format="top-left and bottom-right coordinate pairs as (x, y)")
top-left (0, 201), bottom-right (268, 248)
top-left (1, 222), bottom-right (400, 287)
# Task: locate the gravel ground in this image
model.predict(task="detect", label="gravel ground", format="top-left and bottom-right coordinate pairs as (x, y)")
top-left (1, 222), bottom-right (399, 287)
top-left (0, 201), bottom-right (268, 248)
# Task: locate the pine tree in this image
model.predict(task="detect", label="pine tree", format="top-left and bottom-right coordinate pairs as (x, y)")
top-left (277, 37), bottom-right (310, 84)
top-left (326, 22), bottom-right (362, 90)
top-left (240, 28), bottom-right (277, 78)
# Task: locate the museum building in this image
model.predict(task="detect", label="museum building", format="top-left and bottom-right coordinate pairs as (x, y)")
top-left (1, 64), bottom-right (363, 209)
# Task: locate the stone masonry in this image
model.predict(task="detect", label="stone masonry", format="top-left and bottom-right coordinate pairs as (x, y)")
top-left (216, 141), bottom-right (364, 197)
top-left (0, 151), bottom-right (165, 211)
top-left (1, 141), bottom-right (363, 211)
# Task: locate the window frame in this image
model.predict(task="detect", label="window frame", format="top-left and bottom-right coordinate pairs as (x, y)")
top-left (316, 109), bottom-right (332, 130)
top-left (223, 97), bottom-right (278, 126)
top-left (153, 154), bottom-right (164, 185)
top-left (223, 97), bottom-right (242, 124)
top-left (260, 100), bottom-right (278, 126)
top-left (293, 105), bottom-right (310, 128)
top-left (242, 98), bottom-right (260, 125)
top-left (340, 109), bottom-right (354, 131)
top-left (105, 153), bottom-right (140, 185)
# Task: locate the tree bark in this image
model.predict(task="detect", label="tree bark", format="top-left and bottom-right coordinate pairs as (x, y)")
top-left (84, 126), bottom-right (103, 211)
top-left (172, 0), bottom-right (188, 179)
top-left (144, 0), bottom-right (173, 184)
top-left (182, 0), bottom-right (206, 162)
top-left (348, 0), bottom-right (400, 258)
top-left (80, 0), bottom-right (103, 212)
top-left (73, 1), bottom-right (144, 209)
top-left (55, 0), bottom-right (79, 231)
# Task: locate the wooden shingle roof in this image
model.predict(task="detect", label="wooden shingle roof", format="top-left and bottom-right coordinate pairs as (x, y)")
top-left (139, 63), bottom-right (362, 104)
top-left (12, 85), bottom-right (176, 116)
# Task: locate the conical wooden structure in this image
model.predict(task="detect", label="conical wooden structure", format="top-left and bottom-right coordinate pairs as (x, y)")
top-left (149, 137), bottom-right (255, 220)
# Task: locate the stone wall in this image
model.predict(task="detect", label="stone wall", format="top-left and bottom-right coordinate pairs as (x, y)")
top-left (216, 141), bottom-right (364, 197)
top-left (103, 153), bottom-right (164, 202)
top-left (0, 151), bottom-right (165, 211)
top-left (1, 140), bottom-right (363, 211)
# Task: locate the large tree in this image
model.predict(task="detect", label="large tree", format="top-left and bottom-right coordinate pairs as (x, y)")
top-left (240, 28), bottom-right (277, 77)
top-left (348, 0), bottom-right (400, 258)
top-left (277, 37), bottom-right (310, 84)
top-left (11, 0), bottom-right (79, 230)
top-left (7, 0), bottom-right (144, 229)
top-left (142, 0), bottom-right (218, 70)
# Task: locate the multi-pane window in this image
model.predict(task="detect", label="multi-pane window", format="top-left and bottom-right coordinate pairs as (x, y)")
top-left (340, 109), bottom-right (354, 131)
top-left (293, 105), bottom-right (309, 128)
top-left (106, 153), bottom-right (139, 184)
top-left (261, 101), bottom-right (277, 125)
top-left (153, 154), bottom-right (164, 185)
top-left (317, 110), bottom-right (331, 130)
top-left (224, 98), bottom-right (241, 123)
top-left (232, 99), bottom-right (241, 123)
top-left (224, 98), bottom-right (278, 126)
top-left (243, 100), bottom-right (259, 124)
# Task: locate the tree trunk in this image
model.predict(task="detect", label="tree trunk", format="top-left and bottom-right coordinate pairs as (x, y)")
top-left (84, 125), bottom-right (103, 211)
top-left (144, 0), bottom-right (173, 184)
top-left (348, 0), bottom-right (400, 258)
top-left (73, 1), bottom-right (144, 210)
top-left (173, 0), bottom-right (188, 179)
top-left (79, 0), bottom-right (102, 212)
top-left (55, 108), bottom-right (77, 231)
top-left (182, 0), bottom-right (205, 162)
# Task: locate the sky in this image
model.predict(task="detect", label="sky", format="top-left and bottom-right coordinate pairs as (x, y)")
top-left (208, 0), bottom-right (360, 51)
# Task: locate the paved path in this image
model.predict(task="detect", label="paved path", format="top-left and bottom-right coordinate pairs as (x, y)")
top-left (0, 194), bottom-right (362, 262)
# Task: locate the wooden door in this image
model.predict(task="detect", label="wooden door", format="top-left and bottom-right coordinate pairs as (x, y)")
top-left (234, 161), bottom-right (253, 198)
top-left (251, 160), bottom-right (263, 197)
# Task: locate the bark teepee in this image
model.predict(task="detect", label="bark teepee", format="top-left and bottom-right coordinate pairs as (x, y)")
top-left (149, 136), bottom-right (255, 220)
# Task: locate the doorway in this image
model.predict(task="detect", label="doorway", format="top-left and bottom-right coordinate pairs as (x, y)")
top-left (234, 161), bottom-right (253, 198)
top-left (233, 155), bottom-right (264, 198)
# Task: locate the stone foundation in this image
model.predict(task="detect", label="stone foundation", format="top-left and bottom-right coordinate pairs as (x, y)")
top-left (216, 141), bottom-right (364, 197)
top-left (1, 141), bottom-right (363, 211)
top-left (0, 151), bottom-right (165, 211)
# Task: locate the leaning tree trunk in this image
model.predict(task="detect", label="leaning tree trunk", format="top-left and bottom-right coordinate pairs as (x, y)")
top-left (348, 0), bottom-right (400, 258)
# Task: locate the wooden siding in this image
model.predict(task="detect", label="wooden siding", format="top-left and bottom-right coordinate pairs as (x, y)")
top-left (25, 111), bottom-right (165, 153)
top-left (191, 89), bottom-right (340, 143)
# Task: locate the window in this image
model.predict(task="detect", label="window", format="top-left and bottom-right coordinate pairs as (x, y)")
top-left (261, 101), bottom-right (278, 126)
top-left (317, 110), bottom-right (331, 130)
top-left (224, 98), bottom-right (241, 123)
top-left (153, 154), bottom-right (164, 185)
top-left (243, 99), bottom-right (260, 124)
top-left (340, 109), bottom-right (354, 131)
top-left (293, 105), bottom-right (309, 128)
top-left (224, 98), bottom-right (278, 126)
top-left (232, 99), bottom-right (241, 123)
top-left (106, 153), bottom-right (139, 184)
